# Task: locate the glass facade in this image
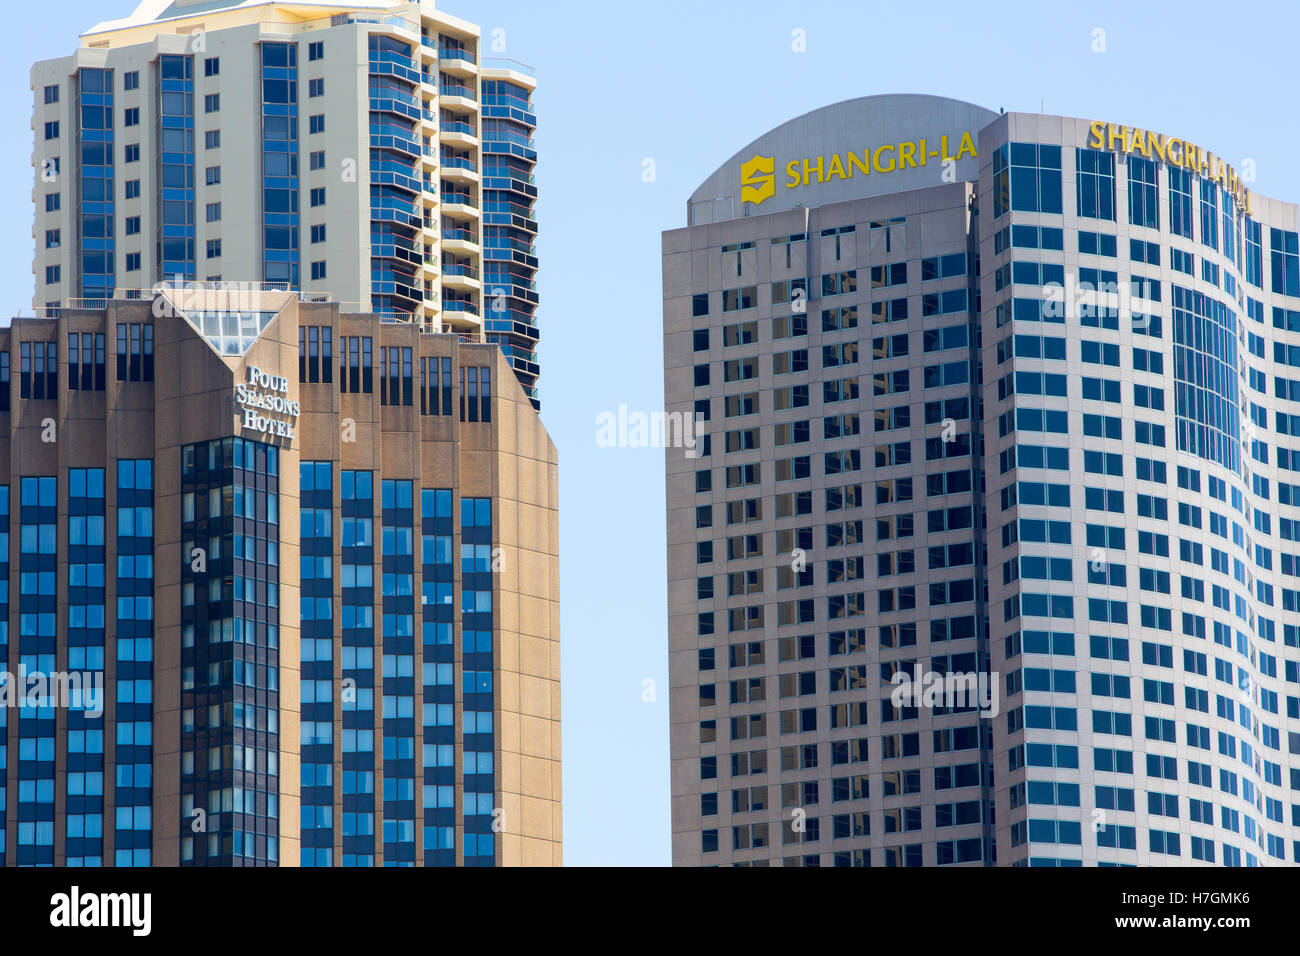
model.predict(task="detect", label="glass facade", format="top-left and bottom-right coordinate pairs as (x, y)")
top-left (261, 42), bottom-right (299, 288)
top-left (16, 477), bottom-right (57, 866)
top-left (76, 68), bottom-right (115, 300)
top-left (341, 470), bottom-right (376, 866)
top-left (460, 497), bottom-right (495, 865)
top-left (66, 468), bottom-right (106, 866)
top-left (299, 461), bottom-right (335, 866)
top-left (158, 54), bottom-right (195, 281)
top-left (180, 439), bottom-right (280, 866)
top-left (368, 34), bottom-right (422, 318)
top-left (481, 79), bottom-right (540, 407)
top-left (421, 488), bottom-right (455, 863)
top-left (114, 460), bottom-right (153, 866)
top-left (381, 480), bottom-right (416, 863)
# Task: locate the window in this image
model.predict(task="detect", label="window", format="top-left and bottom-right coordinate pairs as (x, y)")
top-left (1169, 167), bottom-right (1193, 239)
top-left (420, 356), bottom-right (452, 416)
top-left (1076, 148), bottom-right (1116, 220)
top-left (205, 130), bottom-right (221, 149)
top-left (310, 150), bottom-right (325, 170)
top-left (1128, 156), bottom-right (1158, 229)
top-left (45, 265), bottom-right (60, 284)
top-left (207, 239), bottom-right (222, 258)
top-left (379, 347), bottom-right (413, 407)
top-left (204, 57), bottom-right (220, 76)
top-left (309, 78), bottom-right (324, 97)
top-left (310, 187), bottom-right (326, 207)
top-left (310, 114), bottom-right (325, 134)
top-left (993, 142), bottom-right (1062, 217)
top-left (43, 84), bottom-right (59, 104)
top-left (124, 107), bottom-right (139, 127)
top-left (206, 202), bottom-right (221, 223)
top-left (67, 332), bottom-right (106, 392)
top-left (459, 366), bottom-right (492, 423)
top-left (44, 229), bottom-right (60, 249)
top-left (125, 180), bottom-right (140, 199)
top-left (298, 326), bottom-right (334, 384)
top-left (123, 71), bottom-right (139, 91)
top-left (19, 341), bottom-right (58, 399)
top-left (126, 252), bottom-right (141, 272)
top-left (45, 193), bottom-right (60, 212)
top-left (0, 351), bottom-right (9, 411)
top-left (1272, 228), bottom-right (1300, 297)
top-left (124, 143), bottom-right (140, 163)
top-left (340, 336), bottom-right (373, 393)
top-left (115, 323), bottom-right (154, 382)
top-left (205, 93), bottom-right (220, 113)
top-left (44, 121), bottom-right (59, 140)
top-left (311, 260), bottom-right (326, 280)
top-left (311, 224), bottom-right (327, 243)
top-left (125, 216), bottom-right (141, 235)
top-left (309, 41), bottom-right (324, 61)
top-left (205, 166), bottom-right (221, 185)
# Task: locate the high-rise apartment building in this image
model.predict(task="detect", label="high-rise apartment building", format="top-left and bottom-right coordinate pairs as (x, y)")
top-left (0, 285), bottom-right (561, 867)
top-left (665, 94), bottom-right (1300, 867)
top-left (31, 0), bottom-right (542, 406)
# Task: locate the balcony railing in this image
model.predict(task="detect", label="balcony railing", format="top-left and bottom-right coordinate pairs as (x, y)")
top-left (438, 48), bottom-right (476, 65)
top-left (439, 83), bottom-right (475, 100)
top-left (482, 58), bottom-right (536, 79)
top-left (441, 226), bottom-right (480, 243)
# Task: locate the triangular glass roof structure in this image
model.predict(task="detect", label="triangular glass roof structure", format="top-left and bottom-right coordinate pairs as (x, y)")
top-left (180, 308), bottom-right (280, 357)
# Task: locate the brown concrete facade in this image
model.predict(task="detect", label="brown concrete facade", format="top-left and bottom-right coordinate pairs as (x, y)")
top-left (0, 288), bottom-right (560, 866)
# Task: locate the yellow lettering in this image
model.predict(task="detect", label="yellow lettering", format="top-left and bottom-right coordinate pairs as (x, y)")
top-left (956, 132), bottom-right (977, 160)
top-left (872, 145), bottom-right (896, 173)
top-left (827, 152), bottom-right (846, 181)
top-left (785, 160), bottom-right (800, 188)
top-left (1130, 129), bottom-right (1149, 158)
top-left (940, 135), bottom-right (952, 161)
top-left (917, 138), bottom-right (929, 165)
top-left (1166, 139), bottom-right (1183, 165)
top-left (802, 157), bottom-right (824, 185)
top-left (898, 141), bottom-right (918, 168)
top-left (1107, 123), bottom-right (1125, 151)
top-left (1087, 120), bottom-right (1106, 149)
top-left (1147, 131), bottom-right (1167, 164)
top-left (846, 150), bottom-right (871, 178)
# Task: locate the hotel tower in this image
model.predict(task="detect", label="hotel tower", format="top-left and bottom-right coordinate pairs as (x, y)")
top-left (665, 94), bottom-right (1300, 867)
top-left (3, 0), bottom-right (559, 868)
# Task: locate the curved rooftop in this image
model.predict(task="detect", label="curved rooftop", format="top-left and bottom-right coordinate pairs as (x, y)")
top-left (688, 93), bottom-right (999, 224)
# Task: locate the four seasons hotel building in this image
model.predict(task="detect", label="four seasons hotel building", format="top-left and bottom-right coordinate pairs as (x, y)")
top-left (0, 285), bottom-right (561, 867)
top-left (665, 95), bottom-right (1300, 867)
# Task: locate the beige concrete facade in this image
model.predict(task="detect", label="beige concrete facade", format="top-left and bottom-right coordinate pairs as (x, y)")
top-left (0, 287), bottom-right (560, 866)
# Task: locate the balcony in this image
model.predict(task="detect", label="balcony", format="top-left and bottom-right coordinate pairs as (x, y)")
top-left (439, 83), bottom-right (476, 102)
top-left (441, 226), bottom-right (480, 250)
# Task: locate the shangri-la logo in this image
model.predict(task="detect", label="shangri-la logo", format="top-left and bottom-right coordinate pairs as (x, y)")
top-left (740, 154), bottom-right (775, 205)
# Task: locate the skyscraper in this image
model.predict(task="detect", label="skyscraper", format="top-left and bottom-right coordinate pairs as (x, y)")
top-left (0, 286), bottom-right (561, 867)
top-left (664, 94), bottom-right (1300, 867)
top-left (31, 0), bottom-right (542, 406)
top-left (5, 0), bottom-right (559, 869)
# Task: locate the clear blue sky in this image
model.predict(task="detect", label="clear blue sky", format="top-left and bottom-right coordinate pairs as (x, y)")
top-left (4, 0), bottom-right (1297, 866)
